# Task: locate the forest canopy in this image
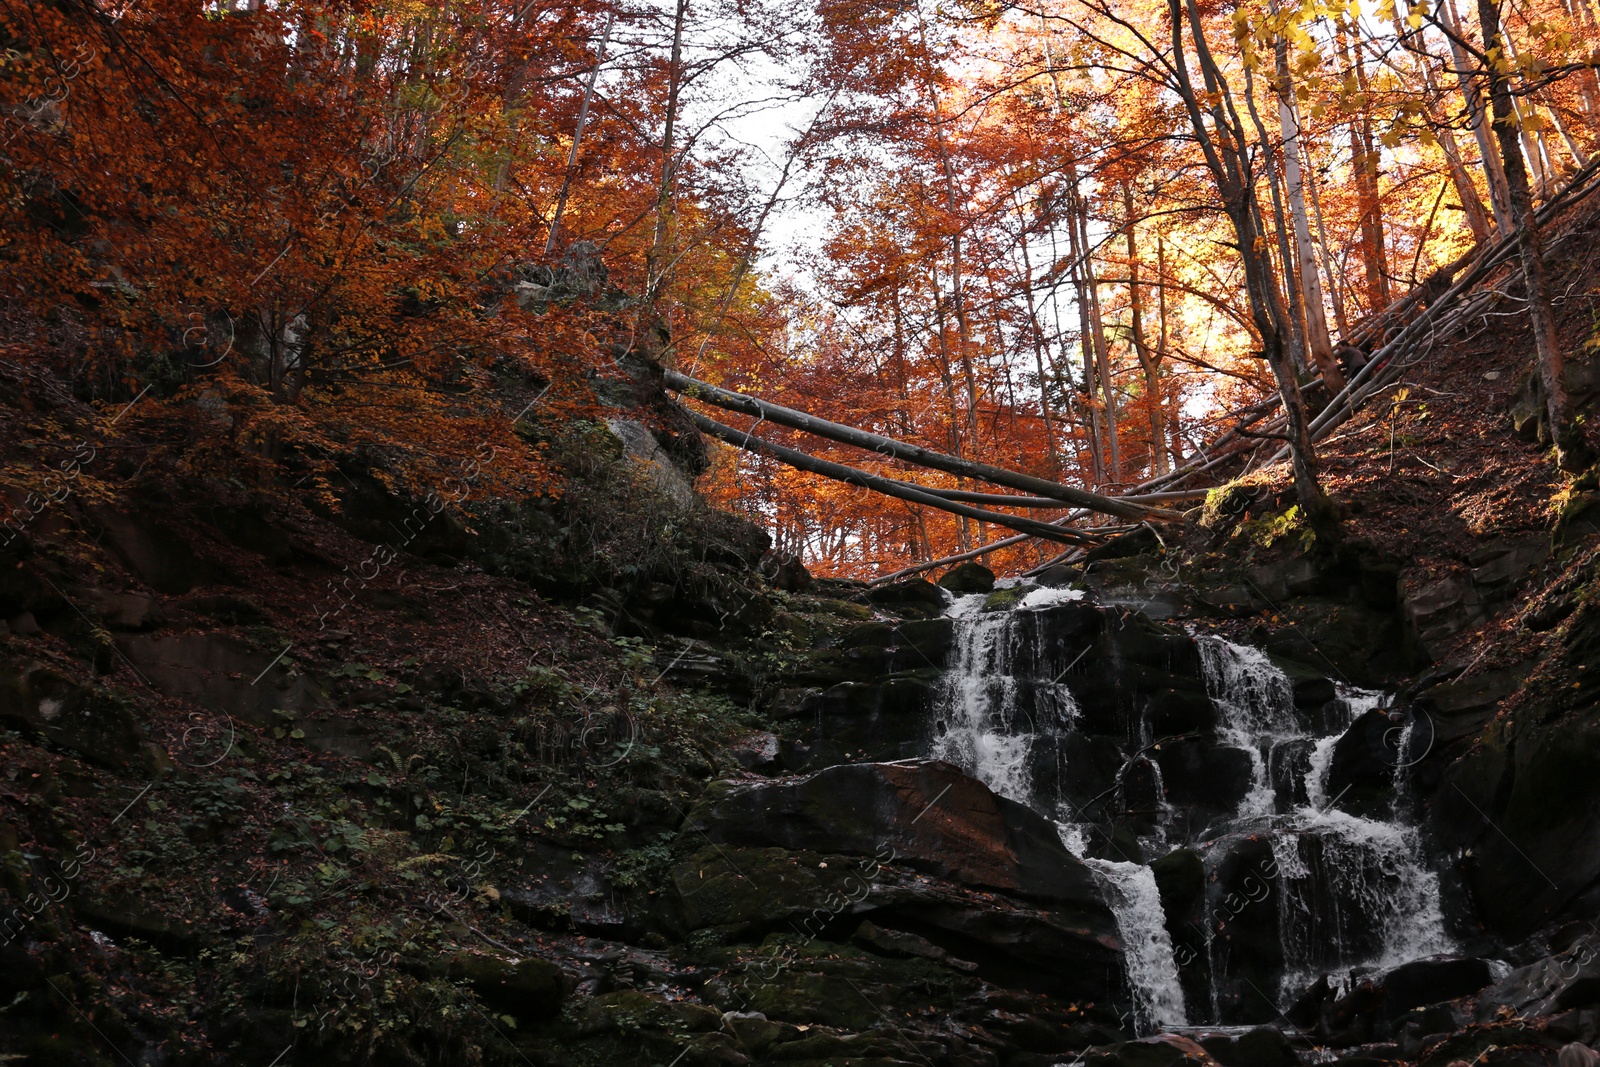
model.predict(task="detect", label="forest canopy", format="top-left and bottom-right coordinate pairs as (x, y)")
top-left (2, 0), bottom-right (1596, 578)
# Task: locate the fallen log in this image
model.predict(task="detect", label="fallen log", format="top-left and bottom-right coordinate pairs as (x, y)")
top-left (688, 412), bottom-right (1102, 547)
top-left (666, 369), bottom-right (1184, 523)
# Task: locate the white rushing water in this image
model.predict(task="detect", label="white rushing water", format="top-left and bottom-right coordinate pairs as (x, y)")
top-left (1086, 856), bottom-right (1189, 1031)
top-left (932, 592), bottom-right (1080, 803)
top-left (1197, 637), bottom-right (1298, 818)
top-left (931, 606), bottom-right (1452, 1029)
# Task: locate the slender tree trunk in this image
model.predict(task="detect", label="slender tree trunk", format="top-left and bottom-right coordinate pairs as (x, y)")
top-left (1340, 24), bottom-right (1391, 309)
top-left (1303, 135), bottom-right (1352, 337)
top-left (1476, 0), bottom-right (1590, 468)
top-left (1157, 233), bottom-right (1183, 468)
top-left (1016, 198), bottom-right (1062, 476)
top-left (1064, 171), bottom-right (1106, 483)
top-left (1172, 0), bottom-right (1332, 523)
top-left (1123, 183), bottom-right (1166, 475)
top-left (544, 13), bottom-right (615, 253)
top-left (646, 0), bottom-right (689, 300)
top-left (1442, 0), bottom-right (1516, 230)
top-left (1076, 183), bottom-right (1121, 481)
top-left (1274, 32), bottom-right (1342, 388)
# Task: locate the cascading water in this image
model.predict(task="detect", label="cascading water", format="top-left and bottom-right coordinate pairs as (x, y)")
top-left (925, 591), bottom-right (1455, 1033)
top-left (1084, 856), bottom-right (1189, 1031)
top-left (931, 589), bottom-right (1082, 803)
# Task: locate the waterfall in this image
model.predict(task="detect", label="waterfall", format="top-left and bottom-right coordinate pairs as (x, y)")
top-left (927, 597), bottom-right (1454, 1032)
top-left (931, 591), bottom-right (1080, 804)
top-left (1085, 857), bottom-right (1189, 1032)
top-left (1198, 637), bottom-right (1298, 819)
top-left (1273, 809), bottom-right (1453, 1001)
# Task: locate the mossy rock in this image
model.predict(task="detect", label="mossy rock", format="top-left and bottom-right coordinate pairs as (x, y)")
top-left (670, 846), bottom-right (869, 934)
top-left (441, 951), bottom-right (571, 1018)
top-left (983, 586), bottom-right (1027, 612)
top-left (862, 579), bottom-right (947, 619)
top-left (570, 989), bottom-right (723, 1037)
top-left (938, 561), bottom-right (995, 594)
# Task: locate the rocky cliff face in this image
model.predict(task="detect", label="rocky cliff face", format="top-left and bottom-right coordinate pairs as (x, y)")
top-left (6, 341), bottom-right (1600, 1067)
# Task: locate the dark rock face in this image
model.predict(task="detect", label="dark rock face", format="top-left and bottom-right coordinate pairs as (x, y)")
top-left (1327, 708), bottom-right (1407, 817)
top-left (863, 578), bottom-right (948, 619)
top-left (0, 660), bottom-right (161, 771)
top-left (938, 561), bottom-right (996, 594)
top-left (1430, 708), bottom-right (1600, 938)
top-left (674, 760), bottom-right (1130, 1017)
top-left (114, 632), bottom-right (330, 725)
top-left (683, 760), bottom-right (1108, 909)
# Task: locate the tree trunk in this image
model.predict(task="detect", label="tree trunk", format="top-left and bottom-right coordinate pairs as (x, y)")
top-left (1063, 172), bottom-right (1106, 483)
top-left (1076, 186), bottom-right (1121, 481)
top-left (1171, 0), bottom-right (1332, 524)
top-left (1157, 233), bottom-right (1183, 468)
top-left (646, 0), bottom-right (689, 300)
top-left (667, 371), bottom-right (1184, 520)
top-left (1442, 0), bottom-right (1516, 231)
top-left (1476, 0), bottom-right (1591, 468)
top-left (1122, 183), bottom-right (1167, 475)
top-left (1015, 197), bottom-right (1062, 476)
top-left (1274, 31), bottom-right (1343, 389)
top-left (1303, 135), bottom-right (1352, 337)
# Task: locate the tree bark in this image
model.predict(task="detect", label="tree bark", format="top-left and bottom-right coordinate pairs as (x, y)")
top-left (666, 370), bottom-right (1185, 521)
top-left (687, 412), bottom-right (1099, 544)
top-left (1442, 0), bottom-right (1516, 231)
top-left (1274, 27), bottom-right (1343, 388)
top-left (1476, 0), bottom-right (1590, 468)
top-left (1171, 0), bottom-right (1332, 525)
top-left (1122, 183), bottom-right (1167, 475)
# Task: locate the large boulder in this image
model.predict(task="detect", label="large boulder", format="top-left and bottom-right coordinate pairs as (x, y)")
top-left (681, 759), bottom-right (1107, 909)
top-left (938, 562), bottom-right (995, 594)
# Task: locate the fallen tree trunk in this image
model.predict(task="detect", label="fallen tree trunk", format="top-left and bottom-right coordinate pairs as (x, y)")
top-left (688, 412), bottom-right (1101, 546)
top-left (666, 370), bottom-right (1184, 523)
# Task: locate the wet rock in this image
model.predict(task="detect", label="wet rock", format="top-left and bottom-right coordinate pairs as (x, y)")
top-left (939, 561), bottom-right (996, 594)
top-left (1152, 848), bottom-right (1212, 1014)
top-left (863, 579), bottom-right (948, 619)
top-left (884, 617), bottom-right (955, 670)
top-left (1380, 955), bottom-right (1495, 1016)
top-left (1156, 738), bottom-right (1254, 816)
top-left (1198, 1025), bottom-right (1298, 1067)
top-left (1202, 834), bottom-right (1286, 1024)
top-left (1037, 563), bottom-right (1084, 588)
top-left (1081, 1033), bottom-right (1214, 1067)
top-left (683, 760), bottom-right (1110, 909)
top-left (1430, 716), bottom-right (1600, 938)
top-left (1326, 708), bottom-right (1406, 816)
top-left (1475, 935), bottom-right (1600, 1019)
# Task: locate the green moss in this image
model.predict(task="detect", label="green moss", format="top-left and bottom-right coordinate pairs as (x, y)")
top-left (983, 586), bottom-right (1027, 612)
